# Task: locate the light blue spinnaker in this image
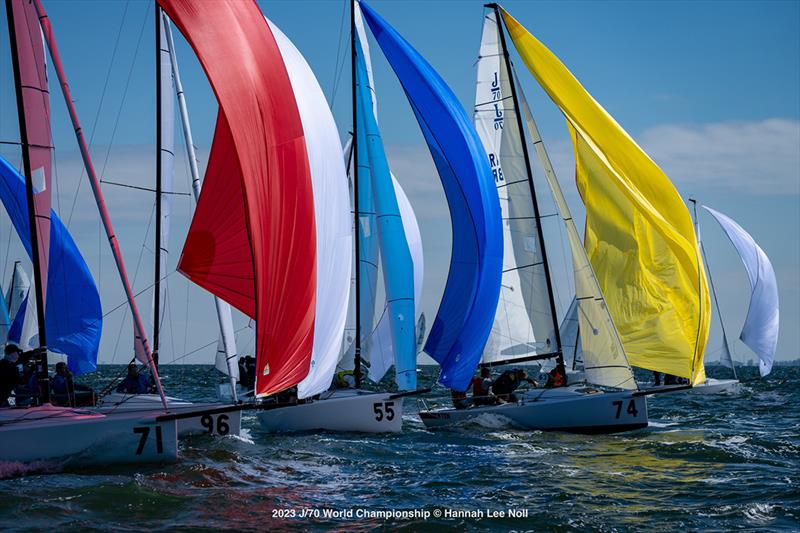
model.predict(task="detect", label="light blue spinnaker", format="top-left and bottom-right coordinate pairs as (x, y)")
top-left (0, 288), bottom-right (9, 344)
top-left (355, 33), bottom-right (416, 390)
top-left (359, 1), bottom-right (503, 391)
top-left (0, 156), bottom-right (102, 375)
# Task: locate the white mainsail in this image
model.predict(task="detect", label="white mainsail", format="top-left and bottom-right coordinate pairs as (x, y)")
top-left (6, 261), bottom-right (29, 322)
top-left (269, 19), bottom-right (353, 399)
top-left (474, 12), bottom-right (556, 365)
top-left (703, 205), bottom-right (778, 377)
top-left (517, 80), bottom-right (637, 390)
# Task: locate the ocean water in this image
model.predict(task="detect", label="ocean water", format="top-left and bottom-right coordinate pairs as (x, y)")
top-left (0, 364), bottom-right (797, 532)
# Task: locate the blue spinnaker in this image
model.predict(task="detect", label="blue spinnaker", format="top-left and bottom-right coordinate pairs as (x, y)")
top-left (359, 2), bottom-right (503, 391)
top-left (0, 156), bottom-right (101, 375)
top-left (356, 33), bottom-right (416, 390)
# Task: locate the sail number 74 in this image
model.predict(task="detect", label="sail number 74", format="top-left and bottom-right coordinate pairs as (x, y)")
top-left (612, 399), bottom-right (638, 419)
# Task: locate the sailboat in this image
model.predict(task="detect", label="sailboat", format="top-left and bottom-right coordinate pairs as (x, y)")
top-left (666, 199), bottom-right (778, 395)
top-left (255, 2), bottom-right (428, 433)
top-left (93, 6), bottom-right (243, 438)
top-left (419, 5), bottom-right (647, 433)
top-left (0, 0), bottom-right (177, 464)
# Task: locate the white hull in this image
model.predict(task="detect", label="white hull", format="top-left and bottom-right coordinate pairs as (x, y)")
top-left (95, 393), bottom-right (242, 437)
top-left (257, 389), bottom-right (404, 433)
top-left (0, 405), bottom-right (178, 465)
top-left (645, 378), bottom-right (742, 396)
top-left (419, 386), bottom-right (648, 434)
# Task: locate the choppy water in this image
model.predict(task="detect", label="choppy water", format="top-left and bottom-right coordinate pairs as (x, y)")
top-left (0, 364), bottom-right (797, 531)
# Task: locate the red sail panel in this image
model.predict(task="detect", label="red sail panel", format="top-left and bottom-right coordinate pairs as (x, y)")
top-left (162, 0), bottom-right (317, 397)
top-left (11, 0), bottom-right (52, 305)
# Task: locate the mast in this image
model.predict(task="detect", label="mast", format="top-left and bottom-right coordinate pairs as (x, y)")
top-left (31, 0), bottom-right (168, 410)
top-left (490, 3), bottom-right (564, 371)
top-left (351, 0), bottom-right (362, 389)
top-left (6, 0), bottom-right (49, 404)
top-left (690, 198), bottom-right (736, 380)
top-left (163, 14), bottom-right (239, 401)
top-left (153, 2), bottom-right (163, 369)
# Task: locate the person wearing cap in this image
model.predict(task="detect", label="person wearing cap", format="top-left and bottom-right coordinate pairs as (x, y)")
top-left (115, 363), bottom-right (150, 394)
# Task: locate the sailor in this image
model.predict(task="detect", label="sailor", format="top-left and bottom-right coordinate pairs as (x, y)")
top-left (451, 389), bottom-right (470, 409)
top-left (545, 365), bottom-right (567, 388)
top-left (50, 361), bottom-right (74, 404)
top-left (0, 344), bottom-right (22, 407)
top-left (333, 370), bottom-right (356, 389)
top-left (116, 363), bottom-right (150, 394)
top-left (653, 371), bottom-right (662, 386)
top-left (471, 367), bottom-right (494, 406)
top-left (491, 369), bottom-right (537, 403)
top-left (243, 356), bottom-right (256, 389)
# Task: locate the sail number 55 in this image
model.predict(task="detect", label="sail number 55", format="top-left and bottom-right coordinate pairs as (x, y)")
top-left (373, 401), bottom-right (396, 422)
top-left (612, 399), bottom-right (638, 419)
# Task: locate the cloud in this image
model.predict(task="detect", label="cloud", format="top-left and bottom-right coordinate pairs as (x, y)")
top-left (639, 118), bottom-right (800, 195)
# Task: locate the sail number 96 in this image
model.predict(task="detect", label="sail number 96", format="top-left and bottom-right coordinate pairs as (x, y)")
top-left (612, 399), bottom-right (638, 418)
top-left (373, 401), bottom-right (396, 422)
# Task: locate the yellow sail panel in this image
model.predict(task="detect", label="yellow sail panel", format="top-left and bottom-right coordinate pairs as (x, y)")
top-left (501, 8), bottom-right (709, 384)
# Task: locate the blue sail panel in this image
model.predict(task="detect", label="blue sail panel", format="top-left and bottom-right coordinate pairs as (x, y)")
top-left (0, 283), bottom-right (9, 344)
top-left (356, 34), bottom-right (416, 390)
top-left (356, 110), bottom-right (380, 350)
top-left (359, 1), bottom-right (503, 391)
top-left (0, 156), bottom-right (101, 375)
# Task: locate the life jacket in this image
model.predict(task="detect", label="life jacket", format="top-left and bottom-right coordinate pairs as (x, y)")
top-left (548, 368), bottom-right (566, 388)
top-left (471, 376), bottom-right (487, 396)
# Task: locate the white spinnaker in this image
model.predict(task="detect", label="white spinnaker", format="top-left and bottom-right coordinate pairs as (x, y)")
top-left (152, 15), bottom-right (173, 343)
top-left (6, 261), bottom-right (29, 322)
top-left (474, 12), bottom-right (556, 365)
top-left (269, 19), bottom-right (352, 399)
top-left (517, 80), bottom-right (637, 390)
top-left (703, 205), bottom-right (778, 377)
top-left (366, 175), bottom-right (423, 382)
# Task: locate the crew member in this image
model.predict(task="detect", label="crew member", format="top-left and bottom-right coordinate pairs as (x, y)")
top-left (471, 367), bottom-right (494, 406)
top-left (116, 363), bottom-right (150, 394)
top-left (0, 345), bottom-right (21, 407)
top-left (545, 365), bottom-right (567, 388)
top-left (491, 369), bottom-right (537, 403)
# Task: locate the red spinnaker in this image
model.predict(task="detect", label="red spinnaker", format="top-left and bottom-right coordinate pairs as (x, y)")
top-left (11, 0), bottom-right (52, 305)
top-left (161, 0), bottom-right (317, 397)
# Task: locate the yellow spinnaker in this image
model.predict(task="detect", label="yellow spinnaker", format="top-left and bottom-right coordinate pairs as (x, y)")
top-left (500, 8), bottom-right (709, 384)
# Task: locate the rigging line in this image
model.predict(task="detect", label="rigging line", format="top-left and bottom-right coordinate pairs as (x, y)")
top-left (65, 0), bottom-right (131, 229)
top-left (168, 325), bottom-right (251, 364)
top-left (85, 3), bottom-right (150, 230)
top-left (99, 179), bottom-right (191, 195)
top-left (328, 0), bottom-right (348, 106)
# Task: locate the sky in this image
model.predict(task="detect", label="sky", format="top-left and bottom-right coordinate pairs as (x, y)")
top-left (0, 0), bottom-right (797, 369)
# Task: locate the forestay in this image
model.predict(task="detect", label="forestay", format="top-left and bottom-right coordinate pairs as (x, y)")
top-left (268, 18), bottom-right (353, 399)
top-left (703, 206), bottom-right (778, 377)
top-left (359, 1), bottom-right (502, 391)
top-left (474, 11), bottom-right (557, 365)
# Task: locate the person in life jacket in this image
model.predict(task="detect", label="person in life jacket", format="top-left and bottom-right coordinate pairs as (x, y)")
top-left (333, 370), bottom-right (355, 389)
top-left (491, 369), bottom-right (538, 403)
top-left (545, 364), bottom-right (567, 388)
top-left (471, 367), bottom-right (494, 406)
top-left (451, 389), bottom-right (470, 410)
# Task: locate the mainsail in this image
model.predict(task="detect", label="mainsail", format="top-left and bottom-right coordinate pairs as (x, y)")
top-left (164, 0), bottom-right (317, 397)
top-left (474, 11), bottom-right (558, 365)
top-left (359, 1), bottom-right (502, 391)
top-left (268, 18), bottom-right (353, 400)
top-left (703, 206), bottom-right (778, 377)
top-left (6, 261), bottom-right (29, 322)
top-left (0, 156), bottom-right (101, 375)
top-left (501, 7), bottom-right (710, 384)
top-left (9, 0), bottom-right (52, 307)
